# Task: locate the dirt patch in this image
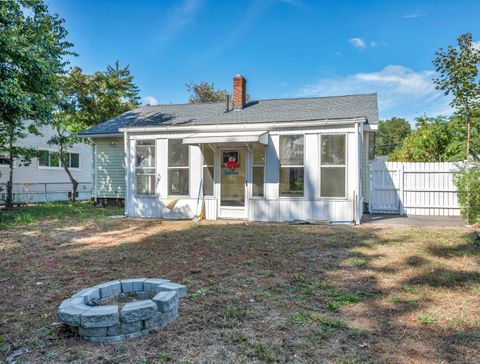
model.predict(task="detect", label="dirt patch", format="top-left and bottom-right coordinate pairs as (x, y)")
top-left (0, 204), bottom-right (479, 363)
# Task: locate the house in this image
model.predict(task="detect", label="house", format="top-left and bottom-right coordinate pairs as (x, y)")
top-left (0, 121), bottom-right (93, 203)
top-left (80, 75), bottom-right (378, 223)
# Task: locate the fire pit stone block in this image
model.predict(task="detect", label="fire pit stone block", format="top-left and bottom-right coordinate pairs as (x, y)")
top-left (121, 300), bottom-right (157, 322)
top-left (81, 305), bottom-right (119, 328)
top-left (121, 278), bottom-right (148, 293)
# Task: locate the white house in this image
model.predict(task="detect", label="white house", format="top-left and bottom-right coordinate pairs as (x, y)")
top-left (0, 122), bottom-right (93, 203)
top-left (81, 75), bottom-right (378, 223)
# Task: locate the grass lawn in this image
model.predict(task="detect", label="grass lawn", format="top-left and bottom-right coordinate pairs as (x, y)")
top-left (1, 202), bottom-right (479, 363)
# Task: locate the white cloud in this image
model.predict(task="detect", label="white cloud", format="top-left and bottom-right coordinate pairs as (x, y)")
top-left (402, 10), bottom-right (426, 19)
top-left (142, 96), bottom-right (160, 106)
top-left (472, 41), bottom-right (480, 50)
top-left (370, 41), bottom-right (379, 48)
top-left (156, 0), bottom-right (202, 45)
top-left (297, 65), bottom-right (452, 121)
top-left (349, 37), bottom-right (366, 49)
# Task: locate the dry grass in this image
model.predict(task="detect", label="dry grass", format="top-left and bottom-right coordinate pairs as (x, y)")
top-left (0, 203), bottom-right (479, 363)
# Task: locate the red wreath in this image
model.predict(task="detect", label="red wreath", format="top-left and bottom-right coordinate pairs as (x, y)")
top-left (225, 156), bottom-right (238, 170)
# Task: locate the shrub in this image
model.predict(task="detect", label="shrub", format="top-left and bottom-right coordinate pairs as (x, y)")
top-left (453, 163), bottom-right (480, 224)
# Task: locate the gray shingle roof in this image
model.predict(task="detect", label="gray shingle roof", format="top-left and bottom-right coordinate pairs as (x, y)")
top-left (79, 93), bottom-right (378, 136)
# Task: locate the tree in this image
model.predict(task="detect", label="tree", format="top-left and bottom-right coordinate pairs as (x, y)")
top-left (186, 81), bottom-right (230, 103)
top-left (389, 116), bottom-right (479, 162)
top-left (433, 33), bottom-right (480, 159)
top-left (375, 117), bottom-right (412, 156)
top-left (48, 62), bottom-right (140, 201)
top-left (0, 0), bottom-right (73, 208)
top-left (67, 62), bottom-right (140, 127)
top-left (454, 163), bottom-right (480, 224)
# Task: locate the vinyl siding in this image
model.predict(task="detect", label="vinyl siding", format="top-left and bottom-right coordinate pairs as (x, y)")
top-left (95, 137), bottom-right (125, 199)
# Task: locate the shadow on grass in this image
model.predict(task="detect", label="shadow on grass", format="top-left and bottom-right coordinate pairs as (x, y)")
top-left (1, 216), bottom-right (478, 363)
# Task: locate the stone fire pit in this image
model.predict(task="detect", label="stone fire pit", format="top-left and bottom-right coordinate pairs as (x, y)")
top-left (57, 278), bottom-right (187, 343)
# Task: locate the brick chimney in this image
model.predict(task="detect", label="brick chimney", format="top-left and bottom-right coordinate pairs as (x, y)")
top-left (233, 74), bottom-right (246, 109)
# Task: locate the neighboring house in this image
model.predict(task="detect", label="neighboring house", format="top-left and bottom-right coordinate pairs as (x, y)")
top-left (0, 121), bottom-right (93, 203)
top-left (80, 75), bottom-right (378, 223)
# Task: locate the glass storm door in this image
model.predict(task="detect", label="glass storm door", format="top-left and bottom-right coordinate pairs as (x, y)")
top-left (220, 149), bottom-right (246, 207)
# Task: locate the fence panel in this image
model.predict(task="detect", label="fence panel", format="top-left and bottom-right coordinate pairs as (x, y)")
top-left (0, 182), bottom-right (92, 204)
top-left (369, 161), bottom-right (462, 216)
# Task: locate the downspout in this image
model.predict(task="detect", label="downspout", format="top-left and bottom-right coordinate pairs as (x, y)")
top-left (123, 131), bottom-right (129, 216)
top-left (354, 122), bottom-right (362, 224)
top-left (88, 138), bottom-right (97, 205)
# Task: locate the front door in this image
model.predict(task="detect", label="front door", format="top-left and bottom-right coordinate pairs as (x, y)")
top-left (219, 148), bottom-right (247, 218)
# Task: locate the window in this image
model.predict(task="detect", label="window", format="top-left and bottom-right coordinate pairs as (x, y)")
top-left (38, 150), bottom-right (80, 168)
top-left (252, 144), bottom-right (265, 197)
top-left (0, 153), bottom-right (9, 166)
top-left (279, 135), bottom-right (304, 197)
top-left (168, 139), bottom-right (189, 196)
top-left (320, 134), bottom-right (346, 198)
top-left (135, 140), bottom-right (156, 195)
top-left (68, 153), bottom-right (80, 168)
top-left (202, 146), bottom-right (214, 196)
top-left (38, 150), bottom-right (60, 167)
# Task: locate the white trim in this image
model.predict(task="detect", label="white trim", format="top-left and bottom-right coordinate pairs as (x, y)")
top-left (183, 131), bottom-right (269, 145)
top-left (120, 117), bottom-right (368, 133)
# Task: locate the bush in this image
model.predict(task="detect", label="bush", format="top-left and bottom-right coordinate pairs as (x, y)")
top-left (453, 163), bottom-right (480, 224)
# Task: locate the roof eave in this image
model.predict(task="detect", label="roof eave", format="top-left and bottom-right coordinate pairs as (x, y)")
top-left (119, 117), bottom-right (368, 134)
top-left (78, 133), bottom-right (123, 138)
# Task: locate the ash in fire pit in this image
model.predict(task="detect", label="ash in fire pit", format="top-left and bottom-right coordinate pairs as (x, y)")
top-left (57, 278), bottom-right (187, 343)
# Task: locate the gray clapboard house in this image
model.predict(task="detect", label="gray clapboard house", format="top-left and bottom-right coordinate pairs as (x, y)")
top-left (81, 75), bottom-right (378, 223)
top-left (0, 121), bottom-right (92, 203)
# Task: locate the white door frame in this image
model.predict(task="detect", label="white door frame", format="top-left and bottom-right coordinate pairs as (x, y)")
top-left (217, 146), bottom-right (248, 219)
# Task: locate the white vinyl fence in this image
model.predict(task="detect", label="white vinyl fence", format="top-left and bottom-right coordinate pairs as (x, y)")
top-left (0, 182), bottom-right (92, 204)
top-left (369, 161), bottom-right (462, 216)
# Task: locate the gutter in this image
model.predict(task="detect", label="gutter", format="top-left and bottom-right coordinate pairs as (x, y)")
top-left (119, 117), bottom-right (368, 134)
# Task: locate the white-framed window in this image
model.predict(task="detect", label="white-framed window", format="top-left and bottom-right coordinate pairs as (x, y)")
top-left (252, 143), bottom-right (265, 197)
top-left (168, 139), bottom-right (189, 196)
top-left (279, 135), bottom-right (304, 197)
top-left (135, 140), bottom-right (156, 195)
top-left (320, 134), bottom-right (346, 198)
top-left (0, 153), bottom-right (10, 166)
top-left (38, 150), bottom-right (80, 169)
top-left (202, 145), bottom-right (214, 196)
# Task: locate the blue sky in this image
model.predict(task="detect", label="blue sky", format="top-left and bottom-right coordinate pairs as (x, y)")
top-left (47, 0), bottom-right (480, 122)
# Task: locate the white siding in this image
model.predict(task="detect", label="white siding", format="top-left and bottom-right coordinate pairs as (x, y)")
top-left (126, 125), bottom-right (363, 223)
top-left (0, 122), bottom-right (92, 202)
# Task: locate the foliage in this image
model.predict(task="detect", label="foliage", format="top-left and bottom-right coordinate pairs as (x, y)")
top-left (375, 117), bottom-right (412, 156)
top-left (389, 116), bottom-right (479, 162)
top-left (186, 81), bottom-right (230, 103)
top-left (63, 62), bottom-right (140, 127)
top-left (48, 62), bottom-right (140, 201)
top-left (433, 33), bottom-right (480, 158)
top-left (453, 163), bottom-right (480, 224)
top-left (0, 0), bottom-right (73, 207)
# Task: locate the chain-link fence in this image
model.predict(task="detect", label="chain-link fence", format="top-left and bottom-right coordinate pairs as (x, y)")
top-left (0, 182), bottom-right (92, 204)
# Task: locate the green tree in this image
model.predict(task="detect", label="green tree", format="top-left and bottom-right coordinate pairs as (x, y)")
top-left (433, 33), bottom-right (480, 159)
top-left (48, 62), bottom-right (140, 201)
top-left (0, 0), bottom-right (73, 208)
top-left (375, 117), bottom-right (412, 156)
top-left (454, 163), bottom-right (480, 224)
top-left (68, 62), bottom-right (140, 127)
top-left (186, 81), bottom-right (230, 103)
top-left (389, 116), bottom-right (478, 162)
